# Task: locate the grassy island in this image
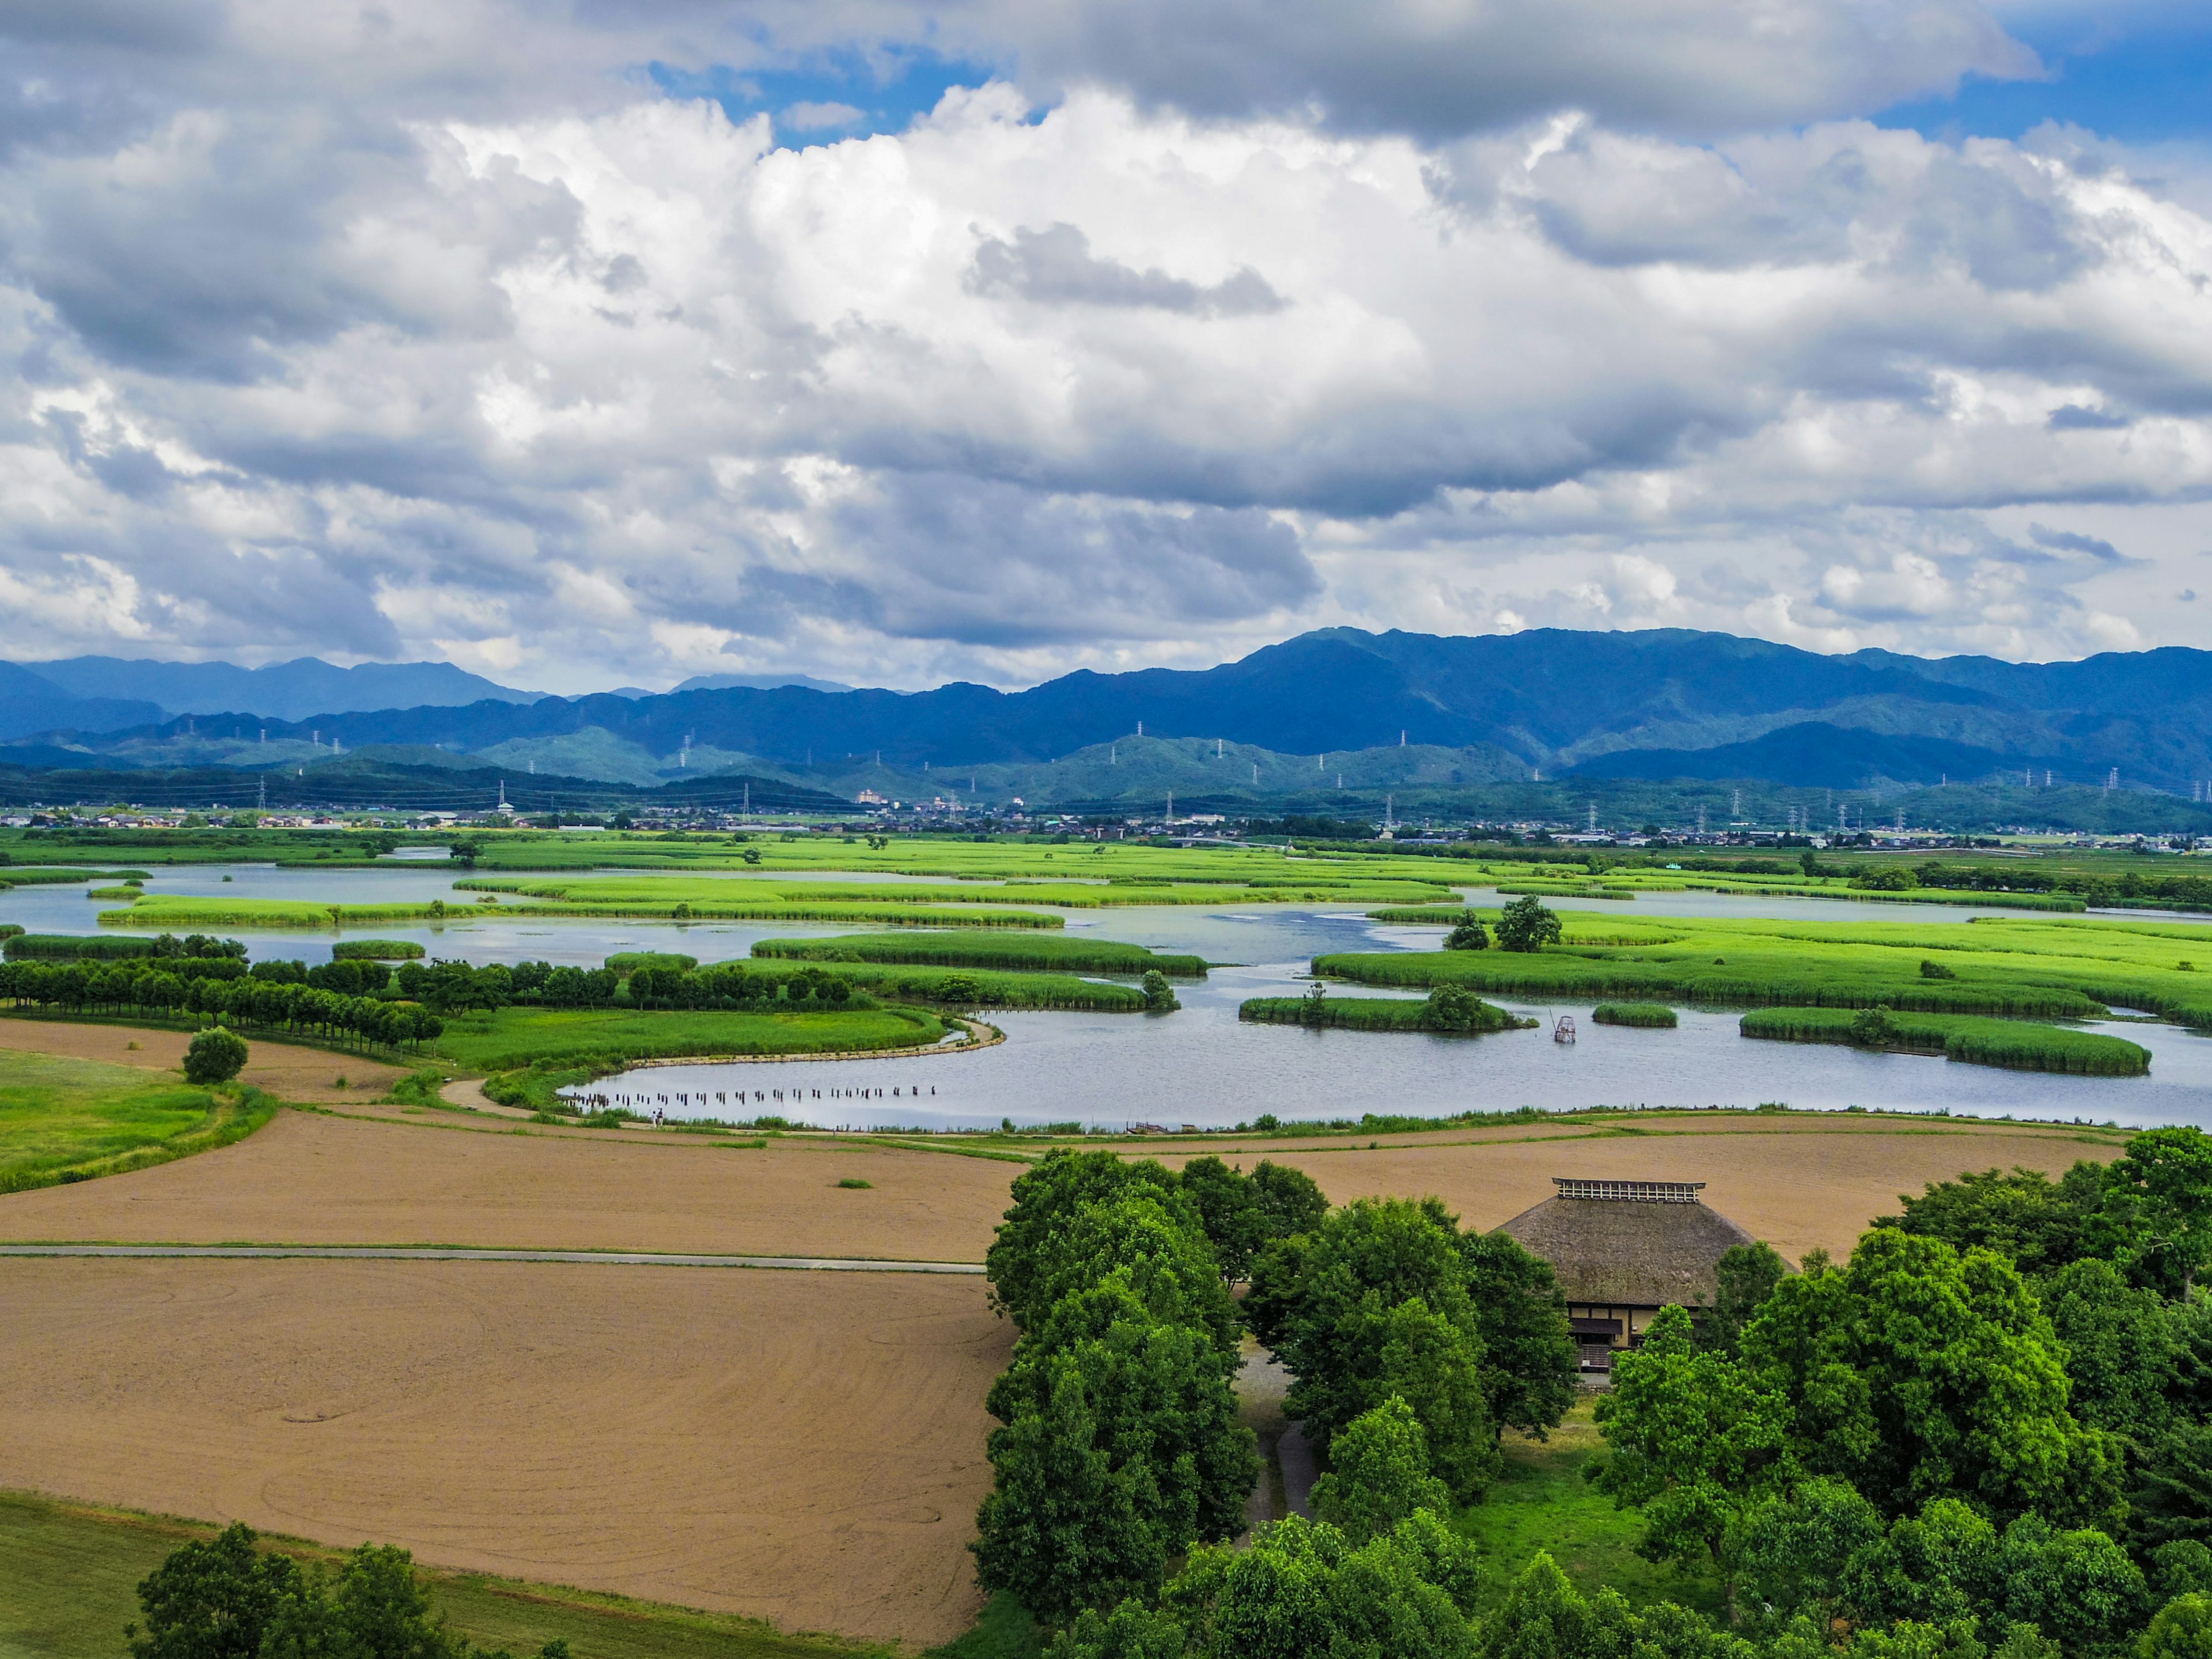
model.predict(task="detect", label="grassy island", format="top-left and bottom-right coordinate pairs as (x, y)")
top-left (753, 931), bottom-right (1207, 977)
top-left (1739, 1006), bottom-right (2150, 1075)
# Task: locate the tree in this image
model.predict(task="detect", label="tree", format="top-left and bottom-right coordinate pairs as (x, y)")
top-left (1138, 1511), bottom-right (1480, 1659)
top-left (1695, 1243), bottom-right (1790, 1359)
top-left (183, 1027), bottom-right (248, 1085)
top-left (1850, 1005), bottom-right (1900, 1046)
top-left (2113, 1130), bottom-right (2212, 1297)
top-left (1248, 1161), bottom-right (1327, 1244)
top-left (1180, 1158), bottom-right (1265, 1282)
top-left (448, 838), bottom-right (480, 869)
top-left (1474, 1552), bottom-right (1642, 1659)
top-left (2141, 1595), bottom-right (2212, 1659)
top-left (1445, 914), bottom-right (1490, 951)
top-left (1457, 1230), bottom-right (1578, 1437)
top-left (985, 1150), bottom-right (1199, 1330)
top-left (128, 1522), bottom-right (304, 1659)
top-left (1299, 980), bottom-right (1330, 1026)
top-left (1424, 984), bottom-right (1482, 1032)
top-left (1310, 1395), bottom-right (1453, 1542)
top-left (1247, 1198), bottom-right (1498, 1498)
top-left (975, 1286), bottom-right (1256, 1623)
top-left (1494, 897), bottom-right (1562, 954)
top-left (1142, 970), bottom-right (1180, 1013)
top-left (1876, 1166), bottom-right (2109, 1281)
top-left (1741, 1230), bottom-right (2115, 1526)
top-left (1994, 1514), bottom-right (2147, 1652)
top-left (2040, 1256), bottom-right (2176, 1437)
top-left (1591, 1305), bottom-right (1790, 1570)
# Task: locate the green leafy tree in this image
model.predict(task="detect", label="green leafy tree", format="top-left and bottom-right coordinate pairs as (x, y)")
top-left (1310, 1395), bottom-right (1453, 1542)
top-left (259, 1542), bottom-right (464, 1659)
top-left (1028, 1194), bottom-right (1242, 1366)
top-left (975, 1284), bottom-right (1256, 1622)
top-left (1994, 1514), bottom-right (2147, 1652)
top-left (1248, 1161), bottom-right (1327, 1243)
top-left (2041, 1256), bottom-right (2177, 1437)
top-left (1742, 1230), bottom-right (2116, 1527)
top-left (1179, 1157), bottom-right (1265, 1282)
top-left (1850, 1005), bottom-right (1900, 1046)
top-left (1457, 1231), bottom-right (1579, 1437)
top-left (1247, 1198), bottom-right (1498, 1498)
top-left (1695, 1243), bottom-right (1791, 1359)
top-left (2141, 1594), bottom-right (2212, 1659)
top-left (986, 1150), bottom-right (1199, 1330)
top-left (2113, 1130), bottom-right (2212, 1297)
top-left (1445, 914), bottom-right (1490, 951)
top-left (128, 1522), bottom-right (304, 1659)
top-left (448, 838), bottom-right (480, 869)
top-left (183, 1027), bottom-right (248, 1085)
top-left (1876, 1165), bottom-right (2112, 1280)
top-left (1731, 1477), bottom-right (1888, 1628)
top-left (1142, 970), bottom-right (1180, 1013)
top-left (1592, 1304), bottom-right (1791, 1571)
top-left (1150, 1511), bottom-right (1482, 1659)
top-left (1494, 897), bottom-right (1562, 954)
top-left (1474, 1551), bottom-right (1639, 1659)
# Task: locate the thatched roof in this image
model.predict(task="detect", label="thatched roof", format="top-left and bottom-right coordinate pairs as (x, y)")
top-left (1495, 1180), bottom-right (1756, 1308)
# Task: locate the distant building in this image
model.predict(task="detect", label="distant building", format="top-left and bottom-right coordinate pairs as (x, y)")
top-left (1496, 1177), bottom-right (1756, 1375)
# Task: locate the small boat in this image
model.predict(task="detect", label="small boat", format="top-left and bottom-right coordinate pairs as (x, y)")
top-left (1553, 1014), bottom-right (1577, 1044)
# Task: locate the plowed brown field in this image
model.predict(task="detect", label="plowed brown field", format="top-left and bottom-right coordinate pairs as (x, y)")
top-left (0, 1096), bottom-right (2114, 1266)
top-left (0, 1108), bottom-right (1020, 1259)
top-left (0, 1257), bottom-right (1008, 1646)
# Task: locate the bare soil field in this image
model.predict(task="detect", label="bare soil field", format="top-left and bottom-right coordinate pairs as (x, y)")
top-left (1160, 1119), bottom-right (2118, 1264)
top-left (0, 1017), bottom-right (412, 1103)
top-left (0, 1109), bottom-right (1020, 1260)
top-left (0, 1094), bottom-right (2115, 1265)
top-left (0, 1257), bottom-right (1008, 1647)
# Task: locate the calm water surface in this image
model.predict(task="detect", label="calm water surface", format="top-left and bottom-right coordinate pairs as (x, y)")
top-left (5, 865), bottom-right (2203, 1133)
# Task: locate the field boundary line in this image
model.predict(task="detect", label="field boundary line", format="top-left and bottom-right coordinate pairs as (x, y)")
top-left (0, 1243), bottom-right (986, 1272)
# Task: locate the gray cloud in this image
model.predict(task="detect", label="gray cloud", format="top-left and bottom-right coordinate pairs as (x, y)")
top-left (968, 222), bottom-right (1284, 316)
top-left (0, 1), bottom-right (2202, 689)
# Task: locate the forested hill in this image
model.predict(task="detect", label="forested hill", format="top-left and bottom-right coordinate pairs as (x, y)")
top-left (19, 627), bottom-right (2212, 794)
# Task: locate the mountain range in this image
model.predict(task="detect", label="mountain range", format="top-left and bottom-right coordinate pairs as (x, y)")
top-left (3, 627), bottom-right (2209, 801)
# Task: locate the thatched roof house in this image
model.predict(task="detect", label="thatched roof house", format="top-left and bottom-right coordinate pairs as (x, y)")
top-left (1496, 1178), bottom-right (1756, 1370)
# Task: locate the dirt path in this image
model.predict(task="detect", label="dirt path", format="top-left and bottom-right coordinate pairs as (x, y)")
top-left (0, 1016), bottom-right (413, 1103)
top-left (0, 1257), bottom-right (1010, 1646)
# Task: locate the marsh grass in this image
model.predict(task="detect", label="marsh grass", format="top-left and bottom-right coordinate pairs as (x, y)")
top-left (1740, 1006), bottom-right (2151, 1075)
top-left (755, 932), bottom-right (1209, 977)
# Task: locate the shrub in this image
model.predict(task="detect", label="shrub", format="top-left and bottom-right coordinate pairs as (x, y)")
top-left (1921, 958), bottom-right (1957, 979)
top-left (183, 1027), bottom-right (249, 1084)
top-left (1141, 969), bottom-right (1180, 1013)
top-left (1444, 912), bottom-right (1490, 950)
top-left (333, 939), bottom-right (426, 960)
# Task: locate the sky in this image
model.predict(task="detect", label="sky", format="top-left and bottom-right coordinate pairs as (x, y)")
top-left (1, 1), bottom-right (2209, 694)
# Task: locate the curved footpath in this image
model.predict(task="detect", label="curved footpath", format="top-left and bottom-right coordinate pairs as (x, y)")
top-left (0, 1243), bottom-right (983, 1272)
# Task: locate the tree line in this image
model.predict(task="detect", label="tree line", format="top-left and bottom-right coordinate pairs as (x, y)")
top-left (0, 950), bottom-right (442, 1052)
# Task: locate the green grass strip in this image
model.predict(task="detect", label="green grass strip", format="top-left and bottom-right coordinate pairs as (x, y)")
top-left (1238, 995), bottom-right (1526, 1033)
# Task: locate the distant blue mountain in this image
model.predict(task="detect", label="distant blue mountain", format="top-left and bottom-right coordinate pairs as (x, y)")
top-left (672, 672), bottom-right (854, 694)
top-left (0, 662), bottom-right (165, 744)
top-left (26, 627), bottom-right (2212, 794)
top-left (18, 656), bottom-right (540, 722)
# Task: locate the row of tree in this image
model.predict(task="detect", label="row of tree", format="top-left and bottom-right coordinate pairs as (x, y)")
top-left (0, 956), bottom-right (441, 1051)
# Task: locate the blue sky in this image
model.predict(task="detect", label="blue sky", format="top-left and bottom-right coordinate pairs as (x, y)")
top-left (1882, 9), bottom-right (2212, 143)
top-left (650, 50), bottom-right (1001, 142)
